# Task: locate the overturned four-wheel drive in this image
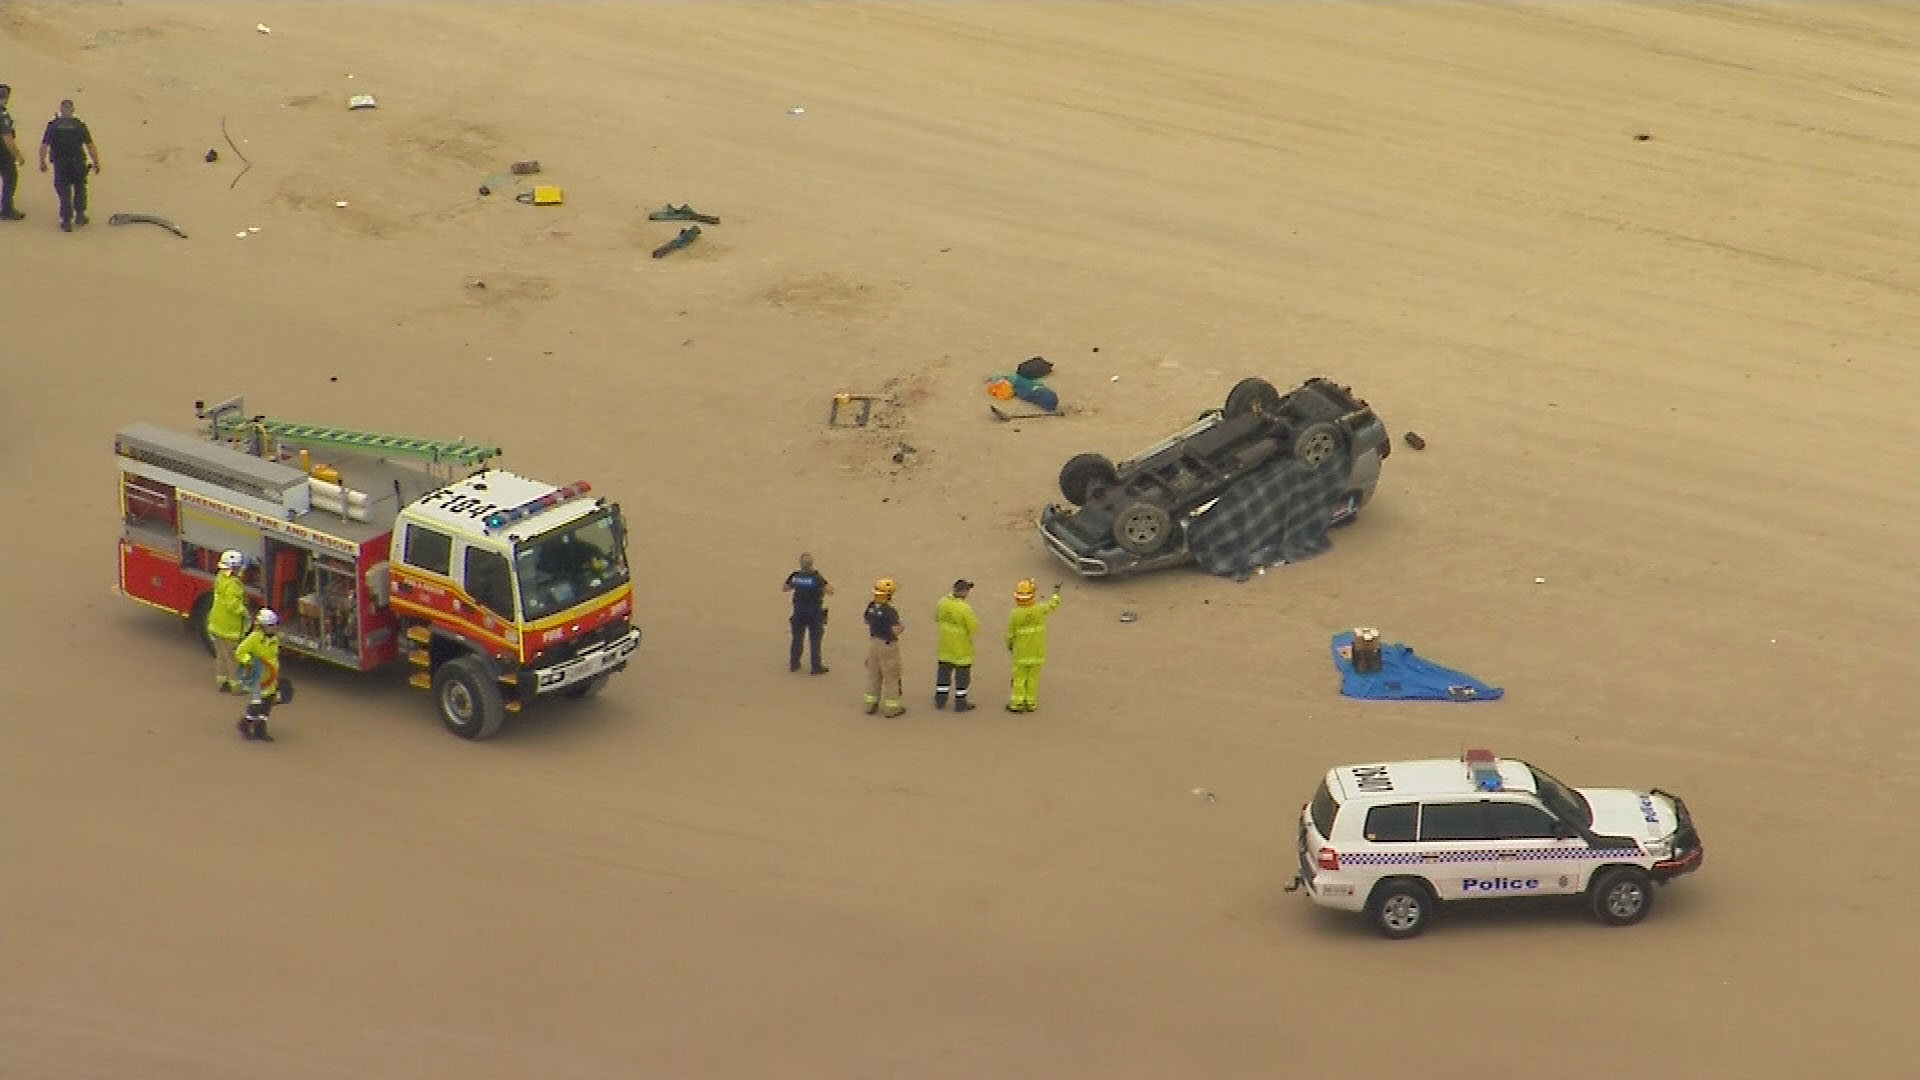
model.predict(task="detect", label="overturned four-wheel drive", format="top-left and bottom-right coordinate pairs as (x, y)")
top-left (1036, 377), bottom-right (1391, 580)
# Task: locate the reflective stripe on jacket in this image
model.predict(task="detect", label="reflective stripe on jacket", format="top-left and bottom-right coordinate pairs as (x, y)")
top-left (935, 595), bottom-right (978, 665)
top-left (207, 571), bottom-right (250, 642)
top-left (1005, 593), bottom-right (1060, 665)
top-left (234, 629), bottom-right (280, 696)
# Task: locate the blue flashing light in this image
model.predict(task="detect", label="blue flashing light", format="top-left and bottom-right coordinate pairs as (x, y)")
top-left (482, 481), bottom-right (593, 534)
top-left (1464, 748), bottom-right (1503, 792)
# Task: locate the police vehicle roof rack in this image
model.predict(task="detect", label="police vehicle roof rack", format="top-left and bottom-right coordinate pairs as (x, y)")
top-left (195, 396), bottom-right (501, 471)
top-left (1464, 748), bottom-right (1503, 792)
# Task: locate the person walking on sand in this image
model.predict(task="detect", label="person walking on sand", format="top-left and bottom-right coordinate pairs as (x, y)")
top-left (862, 578), bottom-right (905, 717)
top-left (233, 608), bottom-right (283, 742)
top-left (1004, 579), bottom-right (1061, 713)
top-left (0, 85), bottom-right (25, 221)
top-left (208, 550), bottom-right (253, 693)
top-left (783, 553), bottom-right (833, 674)
top-left (933, 579), bottom-right (978, 712)
top-left (38, 98), bottom-right (100, 233)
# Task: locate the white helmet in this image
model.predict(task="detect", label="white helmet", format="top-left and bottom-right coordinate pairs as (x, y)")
top-left (219, 550), bottom-right (246, 572)
top-left (255, 608), bottom-right (280, 628)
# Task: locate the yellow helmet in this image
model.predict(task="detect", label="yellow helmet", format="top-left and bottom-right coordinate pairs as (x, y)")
top-left (872, 577), bottom-right (897, 601)
top-left (1014, 578), bottom-right (1037, 605)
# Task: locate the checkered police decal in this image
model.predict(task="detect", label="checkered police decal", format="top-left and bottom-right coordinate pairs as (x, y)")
top-left (1339, 846), bottom-right (1641, 867)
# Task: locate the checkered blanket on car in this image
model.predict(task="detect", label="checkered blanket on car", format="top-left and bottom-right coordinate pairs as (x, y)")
top-left (1186, 445), bottom-right (1352, 580)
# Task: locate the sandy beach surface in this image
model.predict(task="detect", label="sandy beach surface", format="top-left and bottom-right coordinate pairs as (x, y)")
top-left (2, 3), bottom-right (1916, 1077)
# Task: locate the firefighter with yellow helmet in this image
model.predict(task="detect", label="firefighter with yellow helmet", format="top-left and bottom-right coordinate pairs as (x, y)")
top-left (862, 578), bottom-right (907, 717)
top-left (1004, 578), bottom-right (1061, 712)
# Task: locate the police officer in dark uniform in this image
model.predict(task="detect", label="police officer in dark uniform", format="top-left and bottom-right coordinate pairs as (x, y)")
top-left (0, 85), bottom-right (25, 221)
top-left (782, 553), bottom-right (833, 674)
top-left (38, 98), bottom-right (100, 232)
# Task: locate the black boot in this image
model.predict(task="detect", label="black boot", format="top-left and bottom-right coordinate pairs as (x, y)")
top-left (236, 717), bottom-right (254, 739)
top-left (954, 698), bottom-right (974, 713)
top-left (935, 693), bottom-right (949, 709)
top-left (251, 719), bottom-right (275, 742)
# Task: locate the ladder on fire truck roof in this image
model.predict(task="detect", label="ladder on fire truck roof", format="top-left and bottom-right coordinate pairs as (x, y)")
top-left (195, 397), bottom-right (501, 474)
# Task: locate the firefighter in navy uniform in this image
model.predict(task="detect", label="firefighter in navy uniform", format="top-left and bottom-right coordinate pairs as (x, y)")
top-left (0, 84), bottom-right (25, 221)
top-left (862, 579), bottom-right (905, 717)
top-left (38, 98), bottom-right (100, 232)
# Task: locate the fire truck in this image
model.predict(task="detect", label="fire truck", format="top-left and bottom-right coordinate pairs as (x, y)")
top-left (114, 396), bottom-right (642, 740)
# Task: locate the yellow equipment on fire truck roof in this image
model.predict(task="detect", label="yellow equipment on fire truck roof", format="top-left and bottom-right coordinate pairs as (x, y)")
top-left (114, 396), bottom-right (641, 741)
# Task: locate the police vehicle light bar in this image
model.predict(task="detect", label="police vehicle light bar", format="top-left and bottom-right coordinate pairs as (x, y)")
top-left (1464, 748), bottom-right (1502, 792)
top-left (482, 481), bottom-right (593, 533)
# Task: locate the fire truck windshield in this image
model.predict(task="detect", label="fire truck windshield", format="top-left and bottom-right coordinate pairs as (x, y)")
top-left (513, 509), bottom-right (630, 621)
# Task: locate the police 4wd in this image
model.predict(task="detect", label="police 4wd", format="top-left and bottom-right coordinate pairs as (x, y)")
top-left (1285, 749), bottom-right (1703, 939)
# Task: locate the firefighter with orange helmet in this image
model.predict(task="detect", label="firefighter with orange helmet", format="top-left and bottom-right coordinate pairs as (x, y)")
top-left (862, 578), bottom-right (906, 717)
top-left (233, 608), bottom-right (283, 741)
top-left (1004, 579), bottom-right (1061, 712)
top-left (209, 549), bottom-right (252, 693)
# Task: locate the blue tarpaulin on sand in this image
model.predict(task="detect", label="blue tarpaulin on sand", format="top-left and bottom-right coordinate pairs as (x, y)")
top-left (1329, 632), bottom-right (1504, 702)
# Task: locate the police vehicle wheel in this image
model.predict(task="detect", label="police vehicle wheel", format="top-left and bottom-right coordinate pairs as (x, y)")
top-left (1224, 377), bottom-right (1281, 419)
top-left (1058, 453), bottom-right (1120, 507)
top-left (187, 591), bottom-right (216, 657)
top-left (1113, 502), bottom-right (1171, 556)
top-left (561, 673), bottom-right (610, 700)
top-left (1367, 880), bottom-right (1432, 940)
top-left (1589, 867), bottom-right (1654, 927)
top-left (434, 655), bottom-right (507, 740)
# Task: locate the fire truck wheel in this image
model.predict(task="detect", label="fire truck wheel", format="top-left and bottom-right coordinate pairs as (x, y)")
top-left (560, 674), bottom-right (610, 699)
top-left (434, 655), bottom-right (507, 740)
top-left (187, 591), bottom-right (216, 657)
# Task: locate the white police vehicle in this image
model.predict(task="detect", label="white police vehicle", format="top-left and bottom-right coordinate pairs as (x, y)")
top-left (1286, 749), bottom-right (1703, 939)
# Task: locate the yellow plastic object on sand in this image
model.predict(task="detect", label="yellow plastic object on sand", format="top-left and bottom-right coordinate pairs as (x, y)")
top-left (516, 185), bottom-right (564, 206)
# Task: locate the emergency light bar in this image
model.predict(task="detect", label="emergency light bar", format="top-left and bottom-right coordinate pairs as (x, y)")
top-left (1464, 748), bottom-right (1502, 792)
top-left (483, 481), bottom-right (593, 533)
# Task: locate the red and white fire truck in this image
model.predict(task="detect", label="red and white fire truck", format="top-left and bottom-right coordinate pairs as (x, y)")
top-left (114, 396), bottom-right (642, 740)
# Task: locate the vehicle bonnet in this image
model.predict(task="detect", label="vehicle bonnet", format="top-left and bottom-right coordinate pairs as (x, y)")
top-left (1577, 787), bottom-right (1676, 842)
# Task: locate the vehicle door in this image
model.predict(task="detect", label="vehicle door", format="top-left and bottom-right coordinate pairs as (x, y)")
top-left (459, 542), bottom-right (519, 634)
top-left (1482, 797), bottom-right (1585, 896)
top-left (1413, 800), bottom-right (1511, 900)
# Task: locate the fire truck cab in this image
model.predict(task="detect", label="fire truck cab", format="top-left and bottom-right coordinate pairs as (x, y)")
top-left (114, 396), bottom-right (642, 740)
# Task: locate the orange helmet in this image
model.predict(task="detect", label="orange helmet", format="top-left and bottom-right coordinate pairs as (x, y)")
top-left (1014, 579), bottom-right (1037, 605)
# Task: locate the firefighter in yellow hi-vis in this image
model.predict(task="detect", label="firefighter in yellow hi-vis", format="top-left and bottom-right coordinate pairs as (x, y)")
top-left (208, 549), bottom-right (252, 692)
top-left (1004, 579), bottom-right (1061, 712)
top-left (233, 608), bottom-right (283, 742)
top-left (933, 579), bottom-right (978, 712)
